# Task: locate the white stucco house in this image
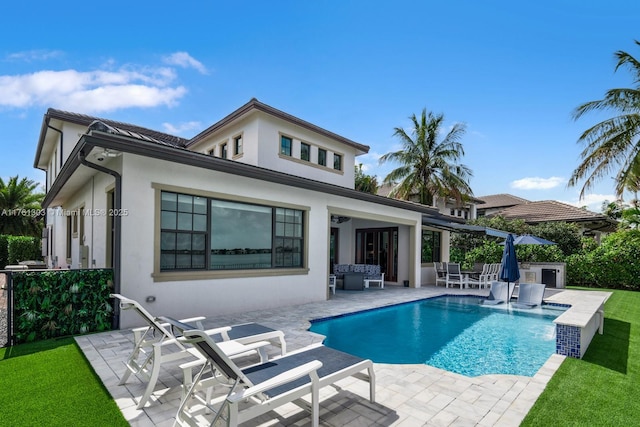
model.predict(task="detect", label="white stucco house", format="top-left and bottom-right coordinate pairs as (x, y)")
top-left (34, 98), bottom-right (472, 328)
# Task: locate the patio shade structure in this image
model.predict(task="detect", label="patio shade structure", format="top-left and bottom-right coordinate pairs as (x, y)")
top-left (512, 234), bottom-right (556, 246)
top-left (499, 234), bottom-right (520, 305)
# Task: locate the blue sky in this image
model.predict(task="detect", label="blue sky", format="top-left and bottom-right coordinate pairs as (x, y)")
top-left (1, 1), bottom-right (638, 212)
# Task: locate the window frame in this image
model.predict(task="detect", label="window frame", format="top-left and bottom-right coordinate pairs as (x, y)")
top-left (300, 142), bottom-right (311, 161)
top-left (318, 148), bottom-right (327, 166)
top-left (280, 135), bottom-right (292, 156)
top-left (333, 153), bottom-right (342, 171)
top-left (233, 134), bottom-right (243, 156)
top-left (220, 142), bottom-right (228, 159)
top-left (154, 185), bottom-right (309, 281)
top-left (421, 229), bottom-right (441, 263)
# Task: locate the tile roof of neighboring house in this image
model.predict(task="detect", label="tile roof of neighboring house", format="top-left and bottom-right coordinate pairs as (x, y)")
top-left (377, 183), bottom-right (484, 204)
top-left (493, 200), bottom-right (612, 224)
top-left (476, 194), bottom-right (530, 210)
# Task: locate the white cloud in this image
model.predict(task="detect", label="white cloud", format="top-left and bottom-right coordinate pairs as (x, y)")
top-left (560, 193), bottom-right (616, 212)
top-left (6, 50), bottom-right (63, 62)
top-left (162, 121), bottom-right (202, 135)
top-left (510, 176), bottom-right (564, 190)
top-left (163, 52), bottom-right (208, 75)
top-left (0, 66), bottom-right (187, 113)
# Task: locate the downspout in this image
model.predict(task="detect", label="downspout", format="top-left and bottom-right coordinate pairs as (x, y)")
top-left (78, 149), bottom-right (122, 329)
top-left (47, 124), bottom-right (63, 170)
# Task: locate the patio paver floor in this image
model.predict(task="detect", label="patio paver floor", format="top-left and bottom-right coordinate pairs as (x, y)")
top-left (76, 285), bottom-right (568, 426)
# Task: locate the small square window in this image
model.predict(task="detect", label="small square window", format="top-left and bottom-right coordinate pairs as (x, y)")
top-left (301, 142), bottom-right (310, 161)
top-left (208, 148), bottom-right (215, 156)
top-left (333, 153), bottom-right (342, 171)
top-left (318, 148), bottom-right (327, 166)
top-left (280, 136), bottom-right (292, 156)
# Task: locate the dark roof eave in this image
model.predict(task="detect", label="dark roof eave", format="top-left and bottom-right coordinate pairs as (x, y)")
top-left (44, 131), bottom-right (441, 218)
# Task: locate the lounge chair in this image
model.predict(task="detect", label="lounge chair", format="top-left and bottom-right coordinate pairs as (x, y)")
top-left (512, 283), bottom-right (546, 309)
top-left (173, 327), bottom-right (376, 427)
top-left (481, 281), bottom-right (515, 305)
top-left (110, 294), bottom-right (286, 409)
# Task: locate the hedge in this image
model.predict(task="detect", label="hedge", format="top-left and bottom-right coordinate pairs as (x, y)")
top-left (11, 269), bottom-right (114, 343)
top-left (0, 234), bottom-right (42, 268)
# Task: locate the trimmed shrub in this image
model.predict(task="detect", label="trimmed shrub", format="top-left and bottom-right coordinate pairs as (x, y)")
top-left (7, 235), bottom-right (41, 265)
top-left (566, 229), bottom-right (640, 289)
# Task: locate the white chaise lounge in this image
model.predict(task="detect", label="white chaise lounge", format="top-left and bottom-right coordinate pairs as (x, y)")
top-left (512, 283), bottom-right (546, 309)
top-left (110, 294), bottom-right (286, 409)
top-left (174, 327), bottom-right (376, 427)
top-left (481, 281), bottom-right (515, 305)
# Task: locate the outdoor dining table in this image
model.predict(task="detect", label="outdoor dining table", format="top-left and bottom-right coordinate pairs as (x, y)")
top-left (461, 270), bottom-right (478, 288)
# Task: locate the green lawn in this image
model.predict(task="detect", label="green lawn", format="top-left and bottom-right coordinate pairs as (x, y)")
top-left (0, 337), bottom-right (128, 426)
top-left (1, 288), bottom-right (638, 426)
top-left (522, 288), bottom-right (640, 426)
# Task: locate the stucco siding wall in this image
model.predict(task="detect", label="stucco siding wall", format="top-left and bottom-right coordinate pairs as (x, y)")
top-left (46, 170), bottom-right (115, 269)
top-left (255, 114), bottom-right (357, 188)
top-left (115, 154), bottom-right (420, 328)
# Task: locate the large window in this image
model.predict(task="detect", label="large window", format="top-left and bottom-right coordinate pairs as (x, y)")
top-left (160, 191), bottom-right (304, 271)
top-left (421, 230), bottom-right (441, 263)
top-left (280, 135), bottom-right (292, 156)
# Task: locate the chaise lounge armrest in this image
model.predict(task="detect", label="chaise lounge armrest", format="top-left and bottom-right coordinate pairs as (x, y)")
top-left (227, 360), bottom-right (322, 403)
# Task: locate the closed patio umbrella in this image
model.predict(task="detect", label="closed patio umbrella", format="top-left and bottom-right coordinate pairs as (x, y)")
top-left (499, 234), bottom-right (520, 305)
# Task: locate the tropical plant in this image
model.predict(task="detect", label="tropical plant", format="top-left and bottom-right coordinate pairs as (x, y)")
top-left (601, 200), bottom-right (624, 220)
top-left (569, 41), bottom-right (640, 200)
top-left (354, 164), bottom-right (379, 194)
top-left (621, 206), bottom-right (640, 229)
top-left (528, 221), bottom-right (583, 256)
top-left (379, 108), bottom-right (473, 205)
top-left (0, 176), bottom-right (44, 237)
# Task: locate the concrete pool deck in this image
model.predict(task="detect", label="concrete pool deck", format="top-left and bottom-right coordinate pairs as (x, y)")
top-left (76, 285), bottom-right (582, 426)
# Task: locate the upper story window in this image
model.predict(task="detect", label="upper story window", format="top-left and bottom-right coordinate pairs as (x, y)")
top-left (208, 148), bottom-right (215, 156)
top-left (333, 153), bottom-right (342, 171)
top-left (301, 142), bottom-right (310, 161)
top-left (220, 143), bottom-right (228, 159)
top-left (280, 135), bottom-right (292, 156)
top-left (318, 149), bottom-right (327, 166)
top-left (234, 135), bottom-right (243, 156)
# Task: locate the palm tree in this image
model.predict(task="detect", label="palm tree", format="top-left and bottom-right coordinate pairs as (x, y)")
top-left (354, 164), bottom-right (379, 194)
top-left (379, 108), bottom-right (473, 205)
top-left (0, 176), bottom-right (45, 236)
top-left (569, 40), bottom-right (640, 200)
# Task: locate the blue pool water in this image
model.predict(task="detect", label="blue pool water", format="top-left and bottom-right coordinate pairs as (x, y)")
top-left (309, 296), bottom-right (565, 377)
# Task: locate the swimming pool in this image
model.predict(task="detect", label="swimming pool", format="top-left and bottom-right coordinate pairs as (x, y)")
top-left (309, 295), bottom-right (566, 377)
